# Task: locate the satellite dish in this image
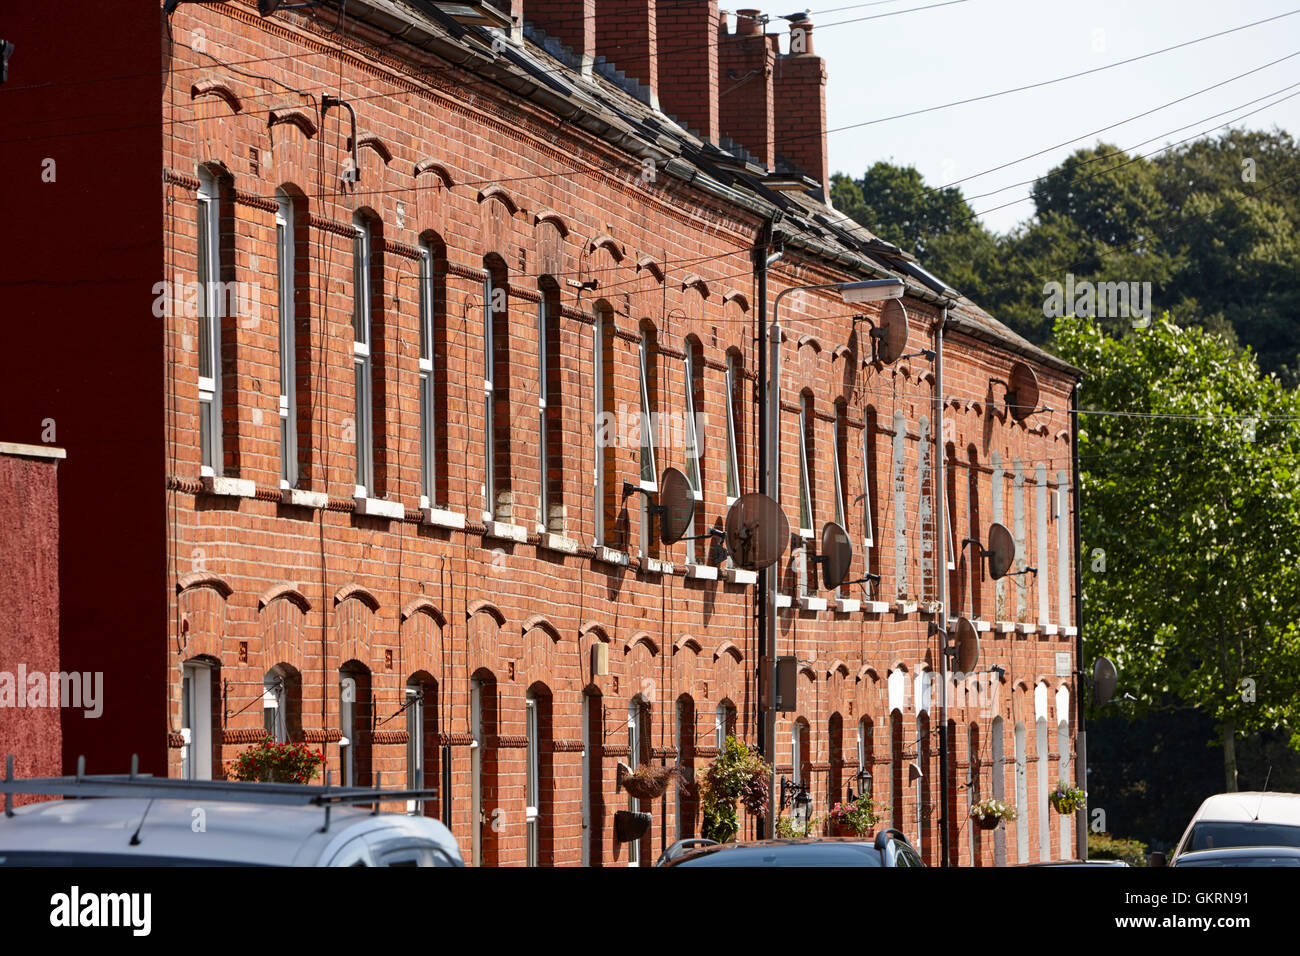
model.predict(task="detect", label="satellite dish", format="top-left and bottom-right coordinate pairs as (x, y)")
top-left (954, 616), bottom-right (981, 673)
top-left (1093, 657), bottom-right (1118, 707)
top-left (819, 522), bottom-right (854, 590)
top-left (986, 522), bottom-right (1016, 580)
top-left (658, 467), bottom-right (696, 545)
top-left (724, 493), bottom-right (789, 570)
top-left (1006, 361), bottom-right (1040, 422)
top-left (872, 298), bottom-right (910, 365)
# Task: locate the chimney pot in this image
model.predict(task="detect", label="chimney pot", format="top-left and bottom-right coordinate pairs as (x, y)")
top-left (736, 9), bottom-right (763, 36)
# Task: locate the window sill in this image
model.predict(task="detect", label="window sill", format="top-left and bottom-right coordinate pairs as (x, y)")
top-left (832, 598), bottom-right (860, 613)
top-left (686, 564), bottom-right (718, 580)
top-left (971, 619), bottom-right (991, 632)
top-left (354, 496), bottom-right (405, 520)
top-left (893, 600), bottom-right (918, 615)
top-left (799, 596), bottom-right (827, 612)
top-left (422, 507), bottom-right (466, 530)
top-left (639, 557), bottom-right (673, 576)
top-left (724, 568), bottom-right (757, 585)
top-left (775, 593), bottom-right (792, 609)
top-left (862, 601), bottom-right (890, 614)
top-left (593, 546), bottom-right (631, 568)
top-left (1064, 625), bottom-right (1078, 637)
top-left (1043, 623), bottom-right (1059, 636)
top-left (281, 488), bottom-right (328, 509)
top-left (1016, 622), bottom-right (1039, 635)
top-left (202, 476), bottom-right (256, 498)
top-left (539, 532), bottom-right (579, 555)
top-left (995, 621), bottom-right (1015, 634)
top-left (484, 519), bottom-right (528, 543)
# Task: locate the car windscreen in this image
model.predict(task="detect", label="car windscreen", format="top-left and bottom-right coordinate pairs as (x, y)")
top-left (0, 851), bottom-right (270, 867)
top-left (1186, 822), bottom-right (1300, 852)
top-left (674, 844), bottom-right (883, 867)
top-left (1176, 853), bottom-right (1300, 867)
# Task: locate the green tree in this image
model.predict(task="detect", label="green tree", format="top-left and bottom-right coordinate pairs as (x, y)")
top-left (1056, 314), bottom-right (1300, 790)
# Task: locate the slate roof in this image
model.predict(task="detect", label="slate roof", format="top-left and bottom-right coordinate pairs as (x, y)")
top-left (345, 0), bottom-right (1080, 378)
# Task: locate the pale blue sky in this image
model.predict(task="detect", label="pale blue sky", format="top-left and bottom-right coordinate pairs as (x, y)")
top-left (811, 0), bottom-right (1300, 234)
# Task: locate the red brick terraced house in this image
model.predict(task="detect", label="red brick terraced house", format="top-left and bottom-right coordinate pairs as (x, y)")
top-left (0, 0), bottom-right (1083, 866)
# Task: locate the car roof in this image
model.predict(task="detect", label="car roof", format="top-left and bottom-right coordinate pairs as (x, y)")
top-left (1188, 792), bottom-right (1300, 825)
top-left (1174, 845), bottom-right (1300, 861)
top-left (668, 837), bottom-right (886, 866)
top-left (0, 798), bottom-right (459, 865)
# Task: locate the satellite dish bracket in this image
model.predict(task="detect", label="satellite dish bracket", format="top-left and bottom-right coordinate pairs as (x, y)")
top-left (621, 481), bottom-right (666, 517)
top-left (1003, 566), bottom-right (1038, 578)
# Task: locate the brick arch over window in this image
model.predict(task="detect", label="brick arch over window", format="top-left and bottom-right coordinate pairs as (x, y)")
top-left (468, 601), bottom-right (505, 676)
top-left (259, 586), bottom-right (313, 680)
top-left (523, 615), bottom-right (564, 689)
top-left (579, 620), bottom-right (613, 688)
top-left (176, 573), bottom-right (233, 661)
top-left (401, 600), bottom-right (447, 684)
top-left (479, 189), bottom-right (518, 250)
top-left (334, 590), bottom-right (379, 673)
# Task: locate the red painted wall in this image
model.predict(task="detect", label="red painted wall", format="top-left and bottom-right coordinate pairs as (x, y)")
top-left (0, 4), bottom-right (167, 775)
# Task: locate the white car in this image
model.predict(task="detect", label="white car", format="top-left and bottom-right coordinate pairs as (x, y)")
top-left (1171, 792), bottom-right (1300, 863)
top-left (0, 764), bottom-right (462, 867)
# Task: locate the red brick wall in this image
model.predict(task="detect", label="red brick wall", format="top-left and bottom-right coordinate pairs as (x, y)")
top-left (0, 451), bottom-right (63, 801)
top-left (719, 19), bottom-right (777, 167)
top-left (4, 1), bottom-right (1078, 865)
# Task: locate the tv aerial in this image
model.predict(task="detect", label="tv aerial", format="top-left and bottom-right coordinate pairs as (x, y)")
top-left (990, 361), bottom-right (1043, 422)
top-left (721, 493), bottom-right (790, 570)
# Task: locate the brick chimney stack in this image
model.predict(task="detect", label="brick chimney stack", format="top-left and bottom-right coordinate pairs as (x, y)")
top-left (718, 8), bottom-right (777, 168)
top-left (595, 0), bottom-right (660, 110)
top-left (529, 0), bottom-right (596, 74)
top-left (775, 17), bottom-right (828, 184)
top-left (656, 1), bottom-right (719, 142)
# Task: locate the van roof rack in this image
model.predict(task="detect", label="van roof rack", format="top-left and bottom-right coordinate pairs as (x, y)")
top-left (3, 754), bottom-right (438, 832)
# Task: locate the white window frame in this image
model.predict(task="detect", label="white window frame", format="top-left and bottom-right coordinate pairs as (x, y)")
top-left (181, 660), bottom-right (213, 781)
top-left (197, 169), bottom-right (222, 477)
top-left (526, 692), bottom-right (540, 867)
top-left (418, 245), bottom-right (436, 508)
top-left (861, 425), bottom-right (874, 575)
top-left (352, 215), bottom-right (375, 497)
top-left (1013, 458), bottom-right (1027, 619)
top-left (593, 311), bottom-right (606, 546)
top-left (276, 192), bottom-right (298, 489)
top-left (1036, 462), bottom-right (1050, 624)
top-left (263, 669), bottom-right (288, 744)
top-left (406, 683), bottom-right (426, 815)
top-left (797, 398), bottom-right (814, 538)
top-left (831, 410), bottom-right (847, 598)
top-left (483, 272), bottom-right (496, 522)
top-left (724, 353), bottom-right (741, 504)
top-left (1056, 472), bottom-right (1070, 627)
top-left (628, 697), bottom-right (644, 866)
top-left (683, 343), bottom-right (703, 563)
top-left (946, 453), bottom-right (957, 571)
top-left (638, 331), bottom-right (658, 487)
top-left (538, 291), bottom-right (550, 532)
top-left (340, 673), bottom-right (357, 787)
top-left (892, 411), bottom-right (909, 599)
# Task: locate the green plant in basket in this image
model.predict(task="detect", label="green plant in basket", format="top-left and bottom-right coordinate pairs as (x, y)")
top-left (1049, 781), bottom-right (1085, 815)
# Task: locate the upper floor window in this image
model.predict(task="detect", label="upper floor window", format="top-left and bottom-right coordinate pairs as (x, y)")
top-left (724, 351), bottom-right (742, 502)
top-left (1056, 471), bottom-right (1071, 626)
top-left (798, 393), bottom-right (815, 537)
top-left (483, 257), bottom-right (512, 522)
top-left (862, 409), bottom-right (877, 577)
top-left (196, 167), bottom-right (223, 476)
top-left (418, 241), bottom-right (438, 507)
top-left (683, 338), bottom-right (704, 562)
top-left (276, 190), bottom-right (298, 488)
top-left (538, 278), bottom-right (562, 532)
top-left (638, 325), bottom-right (658, 487)
top-left (352, 213), bottom-right (375, 496)
top-left (593, 303), bottom-right (616, 547)
top-left (1036, 462), bottom-right (1050, 623)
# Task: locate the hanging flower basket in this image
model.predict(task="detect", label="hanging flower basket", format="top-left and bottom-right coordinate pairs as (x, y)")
top-left (617, 761), bottom-right (682, 801)
top-left (1049, 782), bottom-right (1086, 815)
top-left (970, 798), bottom-right (1016, 830)
top-left (614, 810), bottom-right (652, 843)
